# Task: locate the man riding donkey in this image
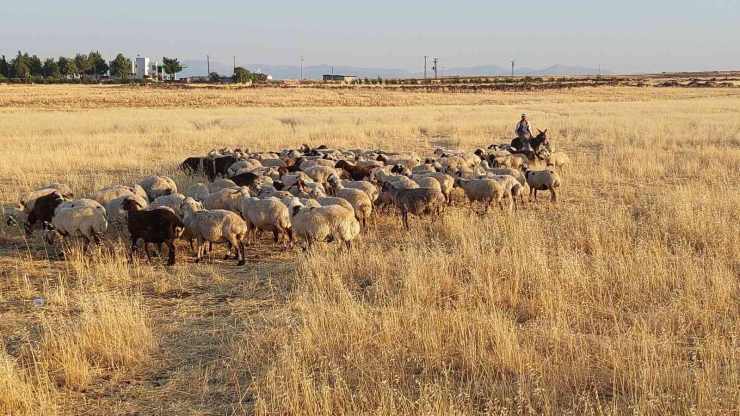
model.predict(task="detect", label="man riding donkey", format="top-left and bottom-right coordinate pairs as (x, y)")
top-left (512, 113), bottom-right (549, 161)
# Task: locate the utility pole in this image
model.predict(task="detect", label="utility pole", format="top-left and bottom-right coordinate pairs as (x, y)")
top-left (433, 58), bottom-right (438, 78)
top-left (207, 55), bottom-right (210, 77)
top-left (233, 54), bottom-right (236, 74)
top-left (511, 61), bottom-right (515, 77)
top-left (332, 66), bottom-right (334, 76)
top-left (424, 55), bottom-right (429, 80)
top-left (441, 67), bottom-right (444, 77)
top-left (300, 56), bottom-right (304, 80)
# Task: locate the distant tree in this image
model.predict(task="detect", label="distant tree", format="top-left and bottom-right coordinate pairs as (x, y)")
top-left (66, 59), bottom-right (79, 79)
top-left (364, 77), bottom-right (370, 84)
top-left (0, 55), bottom-right (9, 78)
top-left (28, 55), bottom-right (43, 76)
top-left (209, 72), bottom-right (221, 83)
top-left (11, 51), bottom-right (30, 79)
top-left (74, 53), bottom-right (90, 76)
top-left (232, 67), bottom-right (252, 84)
top-left (162, 57), bottom-right (183, 81)
top-left (110, 54), bottom-right (130, 79)
top-left (88, 51), bottom-right (108, 76)
top-left (43, 58), bottom-right (61, 78)
top-left (57, 57), bottom-right (69, 79)
top-left (377, 76), bottom-right (383, 84)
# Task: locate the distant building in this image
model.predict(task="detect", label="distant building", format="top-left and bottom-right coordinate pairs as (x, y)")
top-left (323, 74), bottom-right (357, 83)
top-left (134, 57), bottom-right (168, 80)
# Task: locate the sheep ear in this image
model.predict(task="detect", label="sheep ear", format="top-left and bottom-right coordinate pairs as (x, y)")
top-left (132, 200), bottom-right (143, 208)
top-left (543, 129), bottom-right (548, 134)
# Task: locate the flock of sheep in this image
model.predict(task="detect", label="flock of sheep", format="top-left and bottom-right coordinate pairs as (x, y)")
top-left (5, 139), bottom-right (568, 266)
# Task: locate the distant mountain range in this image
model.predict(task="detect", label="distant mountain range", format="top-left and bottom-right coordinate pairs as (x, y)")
top-left (180, 60), bottom-right (612, 79)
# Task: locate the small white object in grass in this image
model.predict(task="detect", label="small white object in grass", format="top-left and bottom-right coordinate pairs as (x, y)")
top-left (33, 296), bottom-right (45, 307)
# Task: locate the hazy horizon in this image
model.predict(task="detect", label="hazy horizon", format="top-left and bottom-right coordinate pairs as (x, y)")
top-left (2, 0), bottom-right (737, 74)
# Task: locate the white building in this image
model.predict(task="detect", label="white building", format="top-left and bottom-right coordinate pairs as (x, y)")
top-left (134, 57), bottom-right (167, 80)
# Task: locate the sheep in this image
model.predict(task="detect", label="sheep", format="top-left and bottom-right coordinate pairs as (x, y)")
top-left (493, 154), bottom-right (528, 169)
top-left (413, 176), bottom-right (443, 192)
top-left (481, 168), bottom-right (526, 186)
top-left (356, 160), bottom-right (384, 168)
top-left (23, 191), bottom-right (70, 235)
top-left (315, 197), bottom-right (355, 215)
top-left (208, 179), bottom-right (238, 193)
top-left (203, 187), bottom-right (252, 213)
top-left (341, 180), bottom-right (379, 202)
top-left (228, 160), bottom-right (262, 176)
top-left (239, 197), bottom-right (294, 247)
top-left (299, 158), bottom-right (335, 170)
top-left (18, 187), bottom-right (61, 213)
top-left (179, 156), bottom-right (206, 175)
top-left (278, 168), bottom-right (313, 187)
top-left (149, 193), bottom-right (187, 217)
top-left (525, 168), bottom-right (562, 203)
top-left (43, 206), bottom-right (108, 254)
top-left (327, 178), bottom-right (373, 227)
top-left (106, 194), bottom-right (149, 228)
top-left (181, 198), bottom-right (248, 265)
top-left (280, 197), bottom-right (321, 210)
top-left (411, 164), bottom-right (437, 175)
top-left (302, 165), bottom-right (337, 189)
top-left (539, 149), bottom-right (570, 169)
top-left (55, 198), bottom-right (105, 215)
top-left (230, 172), bottom-right (261, 188)
top-left (121, 197), bottom-right (185, 266)
top-left (260, 158), bottom-right (287, 168)
top-left (92, 185), bottom-right (140, 206)
top-left (334, 160), bottom-right (372, 181)
top-left (290, 205), bottom-right (360, 250)
top-left (204, 154), bottom-right (239, 181)
top-left (380, 182), bottom-right (445, 230)
top-left (411, 172), bottom-right (455, 204)
top-left (453, 178), bottom-right (506, 214)
top-left (484, 175), bottom-right (520, 211)
top-left (187, 183), bottom-right (210, 202)
top-left (138, 176), bottom-right (177, 201)
top-left (39, 183), bottom-right (74, 200)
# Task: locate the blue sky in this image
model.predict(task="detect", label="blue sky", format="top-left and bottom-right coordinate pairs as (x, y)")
top-left (2, 0), bottom-right (737, 73)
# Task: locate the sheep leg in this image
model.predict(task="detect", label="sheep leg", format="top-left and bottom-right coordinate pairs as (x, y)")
top-left (402, 210), bottom-right (410, 230)
top-left (550, 188), bottom-right (557, 203)
top-left (195, 238), bottom-right (205, 263)
top-left (229, 235), bottom-right (245, 266)
top-left (144, 242), bottom-right (153, 264)
top-left (165, 240), bottom-right (176, 266)
top-left (224, 242), bottom-right (233, 260)
top-left (129, 237), bottom-right (138, 264)
top-left (273, 229), bottom-right (279, 243)
top-left (528, 186), bottom-right (534, 202)
top-left (534, 189), bottom-right (538, 201)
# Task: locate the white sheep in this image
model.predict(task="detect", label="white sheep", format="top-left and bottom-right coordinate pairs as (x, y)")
top-left (341, 180), bottom-right (379, 202)
top-left (55, 199), bottom-right (106, 216)
top-left (540, 150), bottom-right (570, 169)
top-left (411, 172), bottom-right (454, 204)
top-left (92, 185), bottom-right (140, 206)
top-left (138, 176), bottom-right (178, 201)
top-left (330, 181), bottom-right (373, 227)
top-left (315, 197), bottom-right (355, 215)
top-left (290, 205), bottom-right (360, 250)
top-left (181, 198), bottom-right (248, 265)
top-left (525, 168), bottom-right (562, 203)
top-left (208, 179), bottom-right (238, 193)
top-left (43, 206), bottom-right (108, 253)
top-left (203, 187), bottom-right (252, 213)
top-left (302, 165), bottom-right (337, 189)
top-left (187, 183), bottom-right (210, 202)
top-left (239, 197), bottom-right (294, 247)
top-left (149, 193), bottom-right (187, 217)
top-left (413, 177), bottom-right (442, 193)
top-left (453, 177), bottom-right (506, 213)
top-left (106, 194), bottom-right (149, 228)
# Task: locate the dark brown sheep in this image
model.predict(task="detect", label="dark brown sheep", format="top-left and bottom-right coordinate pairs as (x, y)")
top-left (121, 197), bottom-right (185, 266)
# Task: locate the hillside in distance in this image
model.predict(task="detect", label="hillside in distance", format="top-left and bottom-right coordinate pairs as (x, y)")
top-left (180, 61), bottom-right (612, 79)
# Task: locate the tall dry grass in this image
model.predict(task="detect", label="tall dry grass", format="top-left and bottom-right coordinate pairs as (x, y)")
top-left (0, 85), bottom-right (739, 414)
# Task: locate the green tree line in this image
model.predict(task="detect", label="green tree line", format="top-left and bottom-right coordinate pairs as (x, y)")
top-left (0, 50), bottom-right (115, 83)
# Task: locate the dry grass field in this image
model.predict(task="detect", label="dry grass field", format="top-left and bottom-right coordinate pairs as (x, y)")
top-left (1, 84), bottom-right (740, 415)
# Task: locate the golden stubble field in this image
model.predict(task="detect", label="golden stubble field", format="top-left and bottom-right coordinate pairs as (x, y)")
top-left (1, 84), bottom-right (740, 415)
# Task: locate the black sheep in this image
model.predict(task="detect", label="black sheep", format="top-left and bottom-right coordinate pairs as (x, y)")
top-left (121, 197), bottom-right (185, 266)
top-left (24, 191), bottom-right (66, 235)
